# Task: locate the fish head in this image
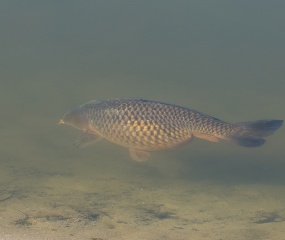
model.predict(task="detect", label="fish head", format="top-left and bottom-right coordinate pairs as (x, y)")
top-left (59, 108), bottom-right (88, 131)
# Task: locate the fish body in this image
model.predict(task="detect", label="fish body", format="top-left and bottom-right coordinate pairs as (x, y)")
top-left (60, 98), bottom-right (283, 161)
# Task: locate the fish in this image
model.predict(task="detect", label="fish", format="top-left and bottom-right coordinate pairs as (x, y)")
top-left (59, 97), bottom-right (283, 162)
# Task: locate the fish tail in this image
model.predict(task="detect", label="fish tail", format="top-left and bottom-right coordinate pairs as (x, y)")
top-left (229, 120), bottom-right (283, 147)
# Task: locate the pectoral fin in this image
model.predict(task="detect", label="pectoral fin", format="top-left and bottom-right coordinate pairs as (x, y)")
top-left (129, 148), bottom-right (150, 162)
top-left (74, 132), bottom-right (102, 148)
top-left (193, 133), bottom-right (219, 142)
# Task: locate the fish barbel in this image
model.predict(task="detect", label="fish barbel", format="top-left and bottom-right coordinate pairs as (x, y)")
top-left (60, 98), bottom-right (283, 161)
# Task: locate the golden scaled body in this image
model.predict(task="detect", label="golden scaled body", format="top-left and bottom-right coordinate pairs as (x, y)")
top-left (60, 98), bottom-right (283, 161)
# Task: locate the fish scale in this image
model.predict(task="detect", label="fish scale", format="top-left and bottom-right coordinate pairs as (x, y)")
top-left (87, 99), bottom-right (191, 148)
top-left (60, 97), bottom-right (283, 161)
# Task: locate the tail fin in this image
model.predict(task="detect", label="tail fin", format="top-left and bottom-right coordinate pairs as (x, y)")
top-left (229, 120), bottom-right (283, 147)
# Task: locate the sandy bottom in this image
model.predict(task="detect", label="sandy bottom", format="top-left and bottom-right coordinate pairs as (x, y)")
top-left (1, 147), bottom-right (285, 240)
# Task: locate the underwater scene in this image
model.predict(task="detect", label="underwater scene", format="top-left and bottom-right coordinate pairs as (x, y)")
top-left (1, 1), bottom-right (285, 239)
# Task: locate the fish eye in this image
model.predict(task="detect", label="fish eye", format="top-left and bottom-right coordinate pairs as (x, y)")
top-left (63, 111), bottom-right (83, 129)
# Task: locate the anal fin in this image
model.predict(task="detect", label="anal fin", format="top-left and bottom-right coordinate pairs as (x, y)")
top-left (74, 132), bottom-right (102, 148)
top-left (193, 133), bottom-right (219, 142)
top-left (129, 148), bottom-right (150, 162)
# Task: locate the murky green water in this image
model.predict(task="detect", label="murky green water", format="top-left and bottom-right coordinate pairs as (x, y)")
top-left (1, 1), bottom-right (285, 239)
